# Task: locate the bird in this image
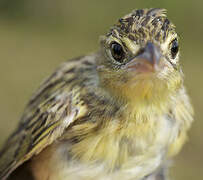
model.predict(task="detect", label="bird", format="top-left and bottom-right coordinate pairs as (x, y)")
top-left (0, 8), bottom-right (193, 180)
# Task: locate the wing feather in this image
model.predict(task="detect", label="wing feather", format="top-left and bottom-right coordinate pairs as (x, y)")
top-left (0, 61), bottom-right (87, 180)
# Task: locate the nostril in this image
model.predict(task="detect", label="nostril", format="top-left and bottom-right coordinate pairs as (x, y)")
top-left (136, 48), bottom-right (145, 57)
top-left (145, 42), bottom-right (155, 56)
top-left (133, 42), bottom-right (161, 67)
top-left (136, 42), bottom-right (155, 58)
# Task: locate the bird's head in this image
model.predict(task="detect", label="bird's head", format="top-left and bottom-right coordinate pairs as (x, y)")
top-left (97, 8), bottom-right (183, 106)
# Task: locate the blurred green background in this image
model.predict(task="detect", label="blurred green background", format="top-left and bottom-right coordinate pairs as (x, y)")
top-left (0, 0), bottom-right (202, 179)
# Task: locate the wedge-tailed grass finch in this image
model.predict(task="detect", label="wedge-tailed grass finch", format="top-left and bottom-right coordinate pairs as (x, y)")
top-left (0, 8), bottom-right (193, 180)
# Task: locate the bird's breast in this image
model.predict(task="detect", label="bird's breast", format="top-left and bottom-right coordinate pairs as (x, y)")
top-left (30, 111), bottom-right (179, 180)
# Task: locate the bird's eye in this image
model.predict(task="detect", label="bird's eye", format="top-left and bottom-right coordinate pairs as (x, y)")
top-left (171, 39), bottom-right (179, 59)
top-left (110, 42), bottom-right (125, 63)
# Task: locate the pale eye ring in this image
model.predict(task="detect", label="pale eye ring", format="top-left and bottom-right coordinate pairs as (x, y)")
top-left (110, 42), bottom-right (125, 63)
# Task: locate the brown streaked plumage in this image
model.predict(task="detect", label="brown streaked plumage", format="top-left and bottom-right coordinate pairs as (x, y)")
top-left (0, 8), bottom-right (193, 180)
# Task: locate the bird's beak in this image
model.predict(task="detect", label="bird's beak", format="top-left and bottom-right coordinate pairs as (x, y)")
top-left (124, 42), bottom-right (161, 73)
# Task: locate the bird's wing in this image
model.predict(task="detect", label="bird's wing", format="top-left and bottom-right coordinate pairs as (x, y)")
top-left (0, 61), bottom-right (87, 180)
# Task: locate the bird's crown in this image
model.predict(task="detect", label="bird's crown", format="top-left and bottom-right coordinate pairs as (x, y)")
top-left (109, 8), bottom-right (176, 44)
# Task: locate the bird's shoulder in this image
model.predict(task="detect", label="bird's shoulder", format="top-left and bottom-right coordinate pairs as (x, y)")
top-left (0, 54), bottom-right (98, 180)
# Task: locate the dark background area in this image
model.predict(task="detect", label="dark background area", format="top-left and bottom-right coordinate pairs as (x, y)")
top-left (0, 0), bottom-right (202, 179)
